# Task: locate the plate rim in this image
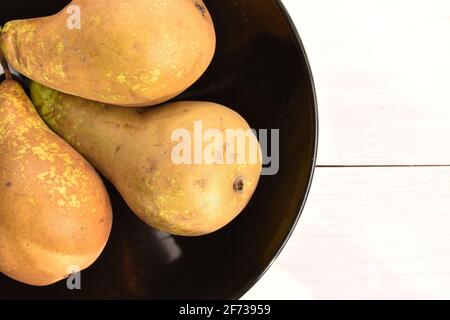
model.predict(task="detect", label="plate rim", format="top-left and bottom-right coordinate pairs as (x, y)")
top-left (234, 0), bottom-right (319, 300)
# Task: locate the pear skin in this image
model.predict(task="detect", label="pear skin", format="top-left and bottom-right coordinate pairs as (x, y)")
top-left (31, 82), bottom-right (262, 236)
top-left (0, 79), bottom-right (112, 286)
top-left (1, 0), bottom-right (216, 107)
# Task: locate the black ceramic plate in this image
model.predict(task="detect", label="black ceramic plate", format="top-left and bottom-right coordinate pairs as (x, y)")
top-left (0, 0), bottom-right (317, 299)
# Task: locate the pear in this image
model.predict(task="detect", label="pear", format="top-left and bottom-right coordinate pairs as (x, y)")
top-left (1, 0), bottom-right (216, 107)
top-left (0, 66), bottom-right (112, 286)
top-left (31, 82), bottom-right (262, 236)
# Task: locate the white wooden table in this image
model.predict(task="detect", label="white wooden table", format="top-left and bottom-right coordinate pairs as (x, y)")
top-left (244, 0), bottom-right (450, 300)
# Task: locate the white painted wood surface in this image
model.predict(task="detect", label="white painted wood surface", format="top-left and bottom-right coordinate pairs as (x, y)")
top-left (245, 167), bottom-right (450, 299)
top-left (286, 0), bottom-right (450, 166)
top-left (244, 0), bottom-right (450, 299)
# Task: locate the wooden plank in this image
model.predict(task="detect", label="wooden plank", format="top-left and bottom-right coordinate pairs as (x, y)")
top-left (244, 167), bottom-right (450, 299)
top-left (282, 0), bottom-right (450, 165)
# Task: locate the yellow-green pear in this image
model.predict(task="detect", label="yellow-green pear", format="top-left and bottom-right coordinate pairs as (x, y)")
top-left (0, 70), bottom-right (112, 286)
top-left (1, 0), bottom-right (216, 107)
top-left (31, 82), bottom-right (262, 236)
